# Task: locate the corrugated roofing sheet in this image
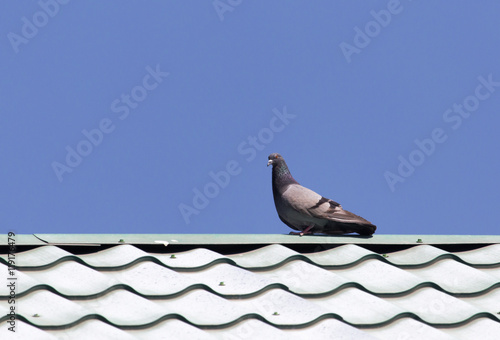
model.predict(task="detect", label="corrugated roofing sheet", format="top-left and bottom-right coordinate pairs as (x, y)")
top-left (1, 235), bottom-right (500, 339)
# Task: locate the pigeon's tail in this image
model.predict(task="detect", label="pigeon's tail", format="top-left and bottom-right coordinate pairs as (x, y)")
top-left (352, 223), bottom-right (377, 236)
top-left (323, 221), bottom-right (377, 236)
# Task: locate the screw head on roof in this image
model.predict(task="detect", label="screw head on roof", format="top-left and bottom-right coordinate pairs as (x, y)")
top-left (118, 239), bottom-right (125, 243)
top-left (382, 254), bottom-right (389, 258)
top-left (219, 281), bottom-right (225, 286)
top-left (170, 254), bottom-right (176, 259)
top-left (416, 239), bottom-right (423, 243)
top-left (33, 314), bottom-right (40, 317)
top-left (273, 312), bottom-right (280, 316)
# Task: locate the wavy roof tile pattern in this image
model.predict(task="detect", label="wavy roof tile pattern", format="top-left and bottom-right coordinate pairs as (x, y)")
top-left (1, 234), bottom-right (500, 339)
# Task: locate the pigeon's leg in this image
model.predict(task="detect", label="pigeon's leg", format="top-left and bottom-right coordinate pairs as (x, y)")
top-left (289, 225), bottom-right (314, 236)
top-left (300, 225), bottom-right (314, 236)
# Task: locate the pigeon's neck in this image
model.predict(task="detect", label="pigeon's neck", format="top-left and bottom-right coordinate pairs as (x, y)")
top-left (272, 162), bottom-right (298, 193)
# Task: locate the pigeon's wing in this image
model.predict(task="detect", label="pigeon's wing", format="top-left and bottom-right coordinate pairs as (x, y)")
top-left (281, 184), bottom-right (325, 215)
top-left (283, 184), bottom-right (372, 225)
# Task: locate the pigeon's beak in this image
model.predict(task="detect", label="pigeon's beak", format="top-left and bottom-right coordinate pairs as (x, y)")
top-left (267, 159), bottom-right (273, 167)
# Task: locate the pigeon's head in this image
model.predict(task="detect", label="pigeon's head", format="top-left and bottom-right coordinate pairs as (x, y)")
top-left (267, 153), bottom-right (284, 167)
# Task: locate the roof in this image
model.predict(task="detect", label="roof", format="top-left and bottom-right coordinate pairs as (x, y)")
top-left (1, 234), bottom-right (500, 339)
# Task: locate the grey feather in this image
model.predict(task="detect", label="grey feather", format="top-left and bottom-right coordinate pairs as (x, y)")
top-left (267, 153), bottom-right (376, 236)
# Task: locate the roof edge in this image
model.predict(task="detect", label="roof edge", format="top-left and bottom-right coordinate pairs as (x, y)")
top-left (2, 234), bottom-right (499, 246)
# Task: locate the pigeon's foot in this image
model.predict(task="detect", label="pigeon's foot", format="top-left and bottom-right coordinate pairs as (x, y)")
top-left (290, 225), bottom-right (314, 237)
top-left (289, 231), bottom-right (313, 236)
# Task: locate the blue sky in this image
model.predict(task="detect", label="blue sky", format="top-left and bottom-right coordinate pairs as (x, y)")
top-left (2, 1), bottom-right (499, 236)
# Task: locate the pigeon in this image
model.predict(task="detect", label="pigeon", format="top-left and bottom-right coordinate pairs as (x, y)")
top-left (267, 153), bottom-right (376, 236)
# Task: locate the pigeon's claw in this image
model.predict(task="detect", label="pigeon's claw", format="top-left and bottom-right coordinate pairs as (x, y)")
top-left (290, 225), bottom-right (314, 236)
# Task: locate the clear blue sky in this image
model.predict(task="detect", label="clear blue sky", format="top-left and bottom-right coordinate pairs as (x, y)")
top-left (2, 1), bottom-right (499, 235)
